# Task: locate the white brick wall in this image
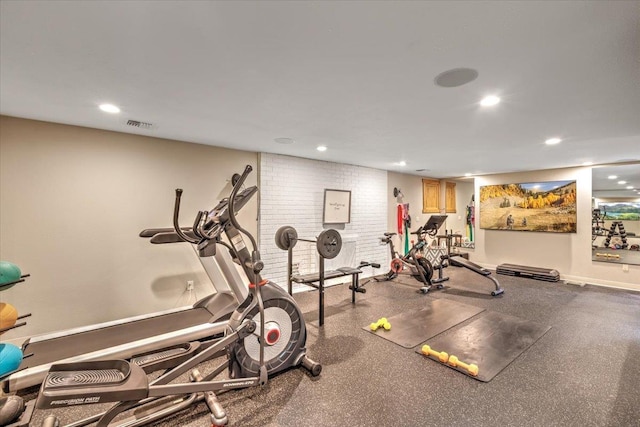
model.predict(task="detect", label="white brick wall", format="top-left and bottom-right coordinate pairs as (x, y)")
top-left (259, 153), bottom-right (388, 290)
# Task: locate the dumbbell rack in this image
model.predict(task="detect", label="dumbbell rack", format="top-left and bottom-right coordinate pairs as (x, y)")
top-left (603, 221), bottom-right (628, 249)
top-left (0, 272), bottom-right (35, 427)
top-left (0, 273), bottom-right (31, 337)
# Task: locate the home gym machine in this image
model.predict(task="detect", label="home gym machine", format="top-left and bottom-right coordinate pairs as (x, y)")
top-left (592, 208), bottom-right (606, 245)
top-left (17, 166), bottom-right (322, 427)
top-left (376, 216), bottom-right (449, 294)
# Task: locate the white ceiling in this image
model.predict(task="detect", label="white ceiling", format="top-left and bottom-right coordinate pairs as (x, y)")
top-left (1, 1), bottom-right (639, 195)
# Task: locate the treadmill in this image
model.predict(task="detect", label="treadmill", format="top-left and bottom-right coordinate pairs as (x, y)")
top-left (1, 186), bottom-right (256, 393)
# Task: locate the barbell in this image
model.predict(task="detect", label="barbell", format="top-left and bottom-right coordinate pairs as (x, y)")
top-left (275, 226), bottom-right (342, 259)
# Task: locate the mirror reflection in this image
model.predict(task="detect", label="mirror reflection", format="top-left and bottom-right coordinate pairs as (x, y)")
top-left (592, 163), bottom-right (640, 265)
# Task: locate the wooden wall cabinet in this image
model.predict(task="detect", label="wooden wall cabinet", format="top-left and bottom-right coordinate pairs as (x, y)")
top-left (422, 179), bottom-right (440, 213)
top-left (445, 182), bottom-right (456, 213)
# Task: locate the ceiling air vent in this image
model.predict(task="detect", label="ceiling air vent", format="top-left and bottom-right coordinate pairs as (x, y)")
top-left (125, 119), bottom-right (154, 130)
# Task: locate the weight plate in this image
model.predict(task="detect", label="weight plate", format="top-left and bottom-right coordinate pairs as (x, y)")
top-left (317, 229), bottom-right (342, 259)
top-left (274, 226), bottom-right (298, 250)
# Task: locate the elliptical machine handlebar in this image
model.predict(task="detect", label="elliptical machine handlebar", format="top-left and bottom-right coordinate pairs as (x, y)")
top-left (173, 189), bottom-right (200, 244)
top-left (228, 165), bottom-right (263, 275)
top-left (170, 166), bottom-right (262, 275)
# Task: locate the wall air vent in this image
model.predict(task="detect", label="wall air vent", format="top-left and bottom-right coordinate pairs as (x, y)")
top-left (125, 119), bottom-right (154, 130)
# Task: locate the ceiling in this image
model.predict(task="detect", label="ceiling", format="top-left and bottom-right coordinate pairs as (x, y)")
top-left (1, 1), bottom-right (639, 195)
top-left (592, 163), bottom-right (640, 199)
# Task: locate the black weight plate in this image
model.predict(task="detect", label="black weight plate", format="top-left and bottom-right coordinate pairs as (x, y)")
top-left (275, 226), bottom-right (298, 250)
top-left (317, 229), bottom-right (342, 259)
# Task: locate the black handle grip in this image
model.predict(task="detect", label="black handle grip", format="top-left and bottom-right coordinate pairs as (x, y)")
top-left (173, 188), bottom-right (198, 244)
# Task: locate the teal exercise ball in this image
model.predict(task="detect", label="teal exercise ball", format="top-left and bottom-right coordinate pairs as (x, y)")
top-left (0, 343), bottom-right (23, 377)
top-left (0, 261), bottom-right (22, 286)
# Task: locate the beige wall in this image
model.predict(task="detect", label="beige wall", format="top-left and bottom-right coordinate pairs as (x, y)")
top-left (0, 116), bottom-right (258, 341)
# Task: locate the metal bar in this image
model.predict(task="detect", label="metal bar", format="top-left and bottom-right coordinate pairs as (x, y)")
top-left (149, 377), bottom-right (260, 396)
top-left (319, 255), bottom-right (325, 327)
top-left (288, 247), bottom-right (293, 296)
top-left (351, 274), bottom-right (357, 304)
top-left (150, 322), bottom-right (249, 386)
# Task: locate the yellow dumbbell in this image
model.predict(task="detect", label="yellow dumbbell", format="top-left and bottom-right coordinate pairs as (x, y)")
top-left (421, 344), bottom-right (449, 363)
top-left (447, 355), bottom-right (479, 376)
top-left (370, 317), bottom-right (391, 331)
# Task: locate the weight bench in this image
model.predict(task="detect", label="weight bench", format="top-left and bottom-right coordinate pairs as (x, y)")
top-left (287, 261), bottom-right (377, 326)
top-left (291, 267), bottom-right (364, 302)
top-left (274, 225), bottom-right (379, 326)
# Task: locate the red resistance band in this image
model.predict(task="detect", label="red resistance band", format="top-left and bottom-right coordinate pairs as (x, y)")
top-left (249, 279), bottom-right (269, 289)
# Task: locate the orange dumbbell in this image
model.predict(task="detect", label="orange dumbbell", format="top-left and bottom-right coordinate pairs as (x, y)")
top-left (421, 344), bottom-right (449, 363)
top-left (447, 355), bottom-right (479, 376)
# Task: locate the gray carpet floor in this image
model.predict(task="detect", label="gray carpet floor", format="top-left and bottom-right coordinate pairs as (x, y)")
top-left (24, 267), bottom-right (640, 426)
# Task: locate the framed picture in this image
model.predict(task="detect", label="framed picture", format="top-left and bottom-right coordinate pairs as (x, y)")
top-left (323, 189), bottom-right (351, 224)
top-left (479, 180), bottom-right (577, 233)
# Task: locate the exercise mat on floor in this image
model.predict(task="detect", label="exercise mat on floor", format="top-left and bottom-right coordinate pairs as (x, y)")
top-left (363, 299), bottom-right (485, 348)
top-left (417, 311), bottom-right (551, 382)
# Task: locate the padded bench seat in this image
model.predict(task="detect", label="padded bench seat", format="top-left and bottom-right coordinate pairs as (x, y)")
top-left (292, 267), bottom-right (362, 284)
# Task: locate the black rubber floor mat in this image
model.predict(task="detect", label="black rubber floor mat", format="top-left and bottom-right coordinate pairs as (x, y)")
top-left (417, 311), bottom-right (551, 381)
top-left (363, 299), bottom-right (485, 348)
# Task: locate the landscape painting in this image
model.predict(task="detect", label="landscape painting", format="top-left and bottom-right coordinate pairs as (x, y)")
top-left (480, 180), bottom-right (577, 233)
top-left (597, 202), bottom-right (640, 221)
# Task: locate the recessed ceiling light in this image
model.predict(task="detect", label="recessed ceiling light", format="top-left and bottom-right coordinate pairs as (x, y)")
top-left (608, 175), bottom-right (618, 179)
top-left (397, 161), bottom-right (406, 166)
top-left (99, 103), bottom-right (120, 113)
top-left (545, 138), bottom-right (562, 145)
top-left (274, 137), bottom-right (294, 144)
top-left (317, 145), bottom-right (327, 152)
top-left (627, 186), bottom-right (634, 189)
top-left (582, 162), bottom-right (593, 166)
top-left (465, 173), bottom-right (473, 177)
top-left (618, 181), bottom-right (627, 185)
top-left (480, 95), bottom-right (500, 107)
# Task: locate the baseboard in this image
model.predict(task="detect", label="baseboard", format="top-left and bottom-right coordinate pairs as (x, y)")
top-left (560, 274), bottom-right (640, 292)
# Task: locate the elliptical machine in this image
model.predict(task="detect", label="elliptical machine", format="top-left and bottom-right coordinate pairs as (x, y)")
top-left (33, 165), bottom-right (321, 427)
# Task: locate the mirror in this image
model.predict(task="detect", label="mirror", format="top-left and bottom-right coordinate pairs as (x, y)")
top-left (591, 162), bottom-right (640, 265)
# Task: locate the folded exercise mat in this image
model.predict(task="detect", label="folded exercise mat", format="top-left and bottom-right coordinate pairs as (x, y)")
top-left (363, 299), bottom-right (485, 348)
top-left (417, 311), bottom-right (551, 381)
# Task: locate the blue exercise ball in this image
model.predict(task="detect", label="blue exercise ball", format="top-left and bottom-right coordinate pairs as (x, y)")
top-left (0, 343), bottom-right (23, 377)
